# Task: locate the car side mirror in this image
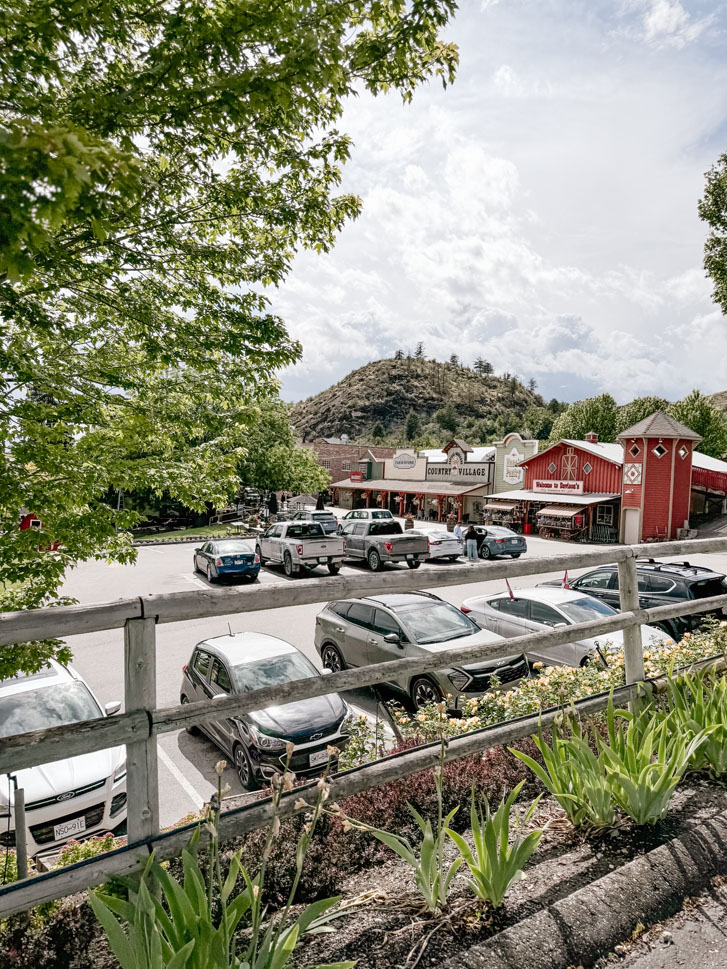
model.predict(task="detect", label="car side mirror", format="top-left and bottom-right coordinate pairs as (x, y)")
top-left (104, 700), bottom-right (121, 716)
top-left (384, 632), bottom-right (403, 646)
top-left (194, 547), bottom-right (201, 554)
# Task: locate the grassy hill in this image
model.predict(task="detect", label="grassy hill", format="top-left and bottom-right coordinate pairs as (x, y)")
top-left (290, 358), bottom-right (562, 446)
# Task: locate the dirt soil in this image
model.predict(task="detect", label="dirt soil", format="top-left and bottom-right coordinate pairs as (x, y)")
top-left (291, 777), bottom-right (727, 969)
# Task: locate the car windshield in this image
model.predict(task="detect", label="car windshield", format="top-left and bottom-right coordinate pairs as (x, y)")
top-left (690, 578), bottom-right (727, 599)
top-left (230, 653), bottom-right (317, 693)
top-left (557, 597), bottom-right (617, 624)
top-left (368, 521), bottom-right (403, 536)
top-left (312, 513), bottom-right (335, 520)
top-left (0, 682), bottom-right (102, 739)
top-left (370, 511), bottom-right (392, 518)
top-left (395, 602), bottom-right (477, 644)
top-left (213, 541), bottom-right (253, 554)
top-left (286, 523), bottom-right (324, 538)
top-left (486, 527), bottom-right (516, 537)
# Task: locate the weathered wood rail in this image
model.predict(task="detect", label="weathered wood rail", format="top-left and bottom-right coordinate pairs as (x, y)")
top-left (0, 537), bottom-right (726, 917)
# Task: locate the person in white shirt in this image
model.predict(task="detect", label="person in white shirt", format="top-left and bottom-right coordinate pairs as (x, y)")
top-left (453, 521), bottom-right (464, 545)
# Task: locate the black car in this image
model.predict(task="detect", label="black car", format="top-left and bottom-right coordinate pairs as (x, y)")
top-left (554, 559), bottom-right (727, 641)
top-left (180, 633), bottom-right (349, 789)
top-left (289, 509), bottom-right (339, 534)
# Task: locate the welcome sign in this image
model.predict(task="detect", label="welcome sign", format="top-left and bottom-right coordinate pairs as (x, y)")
top-left (533, 479), bottom-right (584, 494)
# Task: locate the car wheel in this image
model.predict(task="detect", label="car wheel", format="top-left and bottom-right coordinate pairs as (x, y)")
top-left (368, 549), bottom-right (383, 571)
top-left (653, 621), bottom-right (679, 642)
top-left (206, 562), bottom-right (217, 583)
top-left (410, 676), bottom-right (443, 711)
top-left (510, 553), bottom-right (521, 558)
top-left (448, 556), bottom-right (459, 562)
top-left (321, 643), bottom-right (345, 673)
top-left (406, 558), bottom-right (420, 569)
top-left (283, 552), bottom-right (295, 577)
top-left (234, 744), bottom-right (260, 791)
top-left (255, 545), bottom-right (266, 566)
top-left (327, 562), bottom-right (340, 575)
top-left (479, 544), bottom-right (491, 560)
top-left (181, 695), bottom-right (199, 735)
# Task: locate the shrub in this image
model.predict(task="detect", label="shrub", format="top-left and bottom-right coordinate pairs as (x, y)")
top-left (665, 667), bottom-right (727, 775)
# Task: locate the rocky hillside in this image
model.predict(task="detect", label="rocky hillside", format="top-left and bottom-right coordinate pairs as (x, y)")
top-left (291, 358), bottom-right (555, 444)
top-left (709, 390), bottom-right (727, 411)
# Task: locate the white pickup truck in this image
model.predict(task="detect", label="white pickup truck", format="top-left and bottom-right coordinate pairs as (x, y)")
top-left (256, 521), bottom-right (346, 577)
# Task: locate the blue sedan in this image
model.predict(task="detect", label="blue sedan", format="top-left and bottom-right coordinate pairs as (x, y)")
top-left (194, 540), bottom-right (260, 583)
top-left (474, 525), bottom-right (527, 560)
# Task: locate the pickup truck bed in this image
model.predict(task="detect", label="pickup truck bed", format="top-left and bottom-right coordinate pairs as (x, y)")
top-left (340, 520), bottom-right (429, 571)
top-left (256, 521), bottom-right (346, 577)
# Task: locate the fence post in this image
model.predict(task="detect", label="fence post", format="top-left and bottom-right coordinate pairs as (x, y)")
top-left (124, 617), bottom-right (160, 843)
top-left (618, 555), bottom-right (645, 710)
top-left (13, 785), bottom-right (28, 882)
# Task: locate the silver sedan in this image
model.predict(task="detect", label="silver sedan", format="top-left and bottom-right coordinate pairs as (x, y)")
top-left (461, 586), bottom-right (671, 668)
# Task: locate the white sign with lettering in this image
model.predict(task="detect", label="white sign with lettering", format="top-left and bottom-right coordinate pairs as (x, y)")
top-left (393, 453), bottom-right (417, 470)
top-left (503, 447), bottom-right (524, 484)
top-left (533, 479), bottom-right (584, 494)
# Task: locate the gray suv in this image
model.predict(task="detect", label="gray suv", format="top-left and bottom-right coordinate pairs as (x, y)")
top-left (314, 592), bottom-right (528, 711)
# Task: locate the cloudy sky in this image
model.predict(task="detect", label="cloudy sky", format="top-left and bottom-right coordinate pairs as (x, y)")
top-left (275, 0), bottom-right (727, 406)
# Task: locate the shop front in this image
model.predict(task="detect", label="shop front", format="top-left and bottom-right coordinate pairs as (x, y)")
top-left (483, 490), bottom-right (621, 542)
top-left (329, 478), bottom-right (491, 523)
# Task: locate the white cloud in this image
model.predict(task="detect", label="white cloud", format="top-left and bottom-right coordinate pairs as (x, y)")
top-left (276, 0), bottom-right (727, 409)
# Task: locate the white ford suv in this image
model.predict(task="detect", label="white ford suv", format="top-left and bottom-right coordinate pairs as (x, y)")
top-left (0, 661), bottom-right (127, 860)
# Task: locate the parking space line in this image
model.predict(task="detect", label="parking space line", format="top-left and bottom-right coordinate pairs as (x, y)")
top-left (157, 744), bottom-right (207, 810)
top-left (180, 573), bottom-right (209, 590)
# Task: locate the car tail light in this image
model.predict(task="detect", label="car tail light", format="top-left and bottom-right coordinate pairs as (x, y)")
top-left (254, 553), bottom-right (260, 564)
top-left (495, 539), bottom-right (506, 544)
top-left (385, 541), bottom-right (393, 552)
top-left (296, 543), bottom-right (304, 555)
top-left (460, 605), bottom-right (472, 613)
top-left (182, 664), bottom-right (187, 672)
top-left (215, 557), bottom-right (223, 566)
top-left (427, 539), bottom-right (431, 549)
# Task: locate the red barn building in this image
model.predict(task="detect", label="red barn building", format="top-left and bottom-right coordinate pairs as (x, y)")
top-left (483, 411), bottom-right (727, 544)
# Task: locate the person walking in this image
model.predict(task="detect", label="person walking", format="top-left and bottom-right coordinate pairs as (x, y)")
top-left (453, 520), bottom-right (464, 544)
top-left (465, 524), bottom-right (479, 562)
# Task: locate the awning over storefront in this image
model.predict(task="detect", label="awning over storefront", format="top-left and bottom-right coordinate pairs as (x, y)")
top-left (536, 505), bottom-right (582, 518)
top-left (329, 477), bottom-right (488, 497)
top-left (483, 501), bottom-right (518, 511)
top-left (486, 490), bottom-right (620, 506)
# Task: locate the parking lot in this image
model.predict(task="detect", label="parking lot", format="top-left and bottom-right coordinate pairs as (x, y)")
top-left (59, 536), bottom-right (727, 827)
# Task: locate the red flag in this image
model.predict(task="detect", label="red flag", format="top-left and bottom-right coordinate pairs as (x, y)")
top-left (505, 578), bottom-right (515, 600)
top-left (562, 570), bottom-right (570, 590)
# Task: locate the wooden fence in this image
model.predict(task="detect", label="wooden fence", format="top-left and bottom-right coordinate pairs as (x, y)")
top-left (0, 537), bottom-right (726, 917)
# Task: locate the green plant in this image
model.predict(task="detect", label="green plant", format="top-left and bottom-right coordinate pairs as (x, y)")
top-left (665, 668), bottom-right (727, 775)
top-left (446, 782), bottom-right (544, 908)
top-left (341, 711), bottom-right (461, 911)
top-left (598, 700), bottom-right (705, 826)
top-left (511, 718), bottom-right (615, 829)
top-left (338, 715), bottom-right (387, 770)
top-left (90, 754), bottom-right (354, 969)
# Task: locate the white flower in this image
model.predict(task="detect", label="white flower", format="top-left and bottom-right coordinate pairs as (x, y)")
top-left (285, 740), bottom-right (295, 757)
top-left (214, 760), bottom-right (227, 776)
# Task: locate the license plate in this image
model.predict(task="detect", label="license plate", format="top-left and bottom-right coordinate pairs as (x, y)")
top-left (233, 558), bottom-right (243, 564)
top-left (318, 557), bottom-right (327, 563)
top-left (509, 539), bottom-right (518, 544)
top-left (309, 750), bottom-right (328, 767)
top-left (406, 554), bottom-right (414, 561)
top-left (54, 815), bottom-right (86, 841)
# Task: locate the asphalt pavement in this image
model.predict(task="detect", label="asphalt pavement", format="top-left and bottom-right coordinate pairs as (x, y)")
top-left (58, 535), bottom-right (727, 828)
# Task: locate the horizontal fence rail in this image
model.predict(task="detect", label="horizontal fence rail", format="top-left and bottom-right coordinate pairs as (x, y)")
top-left (0, 536), bottom-right (726, 917)
top-left (1, 537), bottom-right (726, 645)
top-left (1, 656), bottom-right (726, 919)
top-left (2, 591), bottom-right (726, 776)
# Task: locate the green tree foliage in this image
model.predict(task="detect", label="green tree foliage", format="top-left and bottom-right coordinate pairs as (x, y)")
top-left (237, 400), bottom-right (329, 494)
top-left (372, 422), bottom-right (385, 441)
top-left (616, 396), bottom-right (670, 434)
top-left (449, 353), bottom-right (460, 366)
top-left (435, 404), bottom-right (458, 435)
top-left (394, 349), bottom-right (404, 360)
top-left (668, 390), bottom-right (727, 458)
top-left (699, 152), bottom-right (727, 316)
top-left (482, 361), bottom-right (495, 376)
top-left (415, 341), bottom-right (426, 359)
top-left (549, 394), bottom-right (619, 443)
top-left (0, 0), bottom-right (458, 672)
top-left (405, 410), bottom-right (421, 441)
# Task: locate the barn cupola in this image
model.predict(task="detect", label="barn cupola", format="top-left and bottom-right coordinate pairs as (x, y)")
top-left (584, 431), bottom-right (598, 444)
